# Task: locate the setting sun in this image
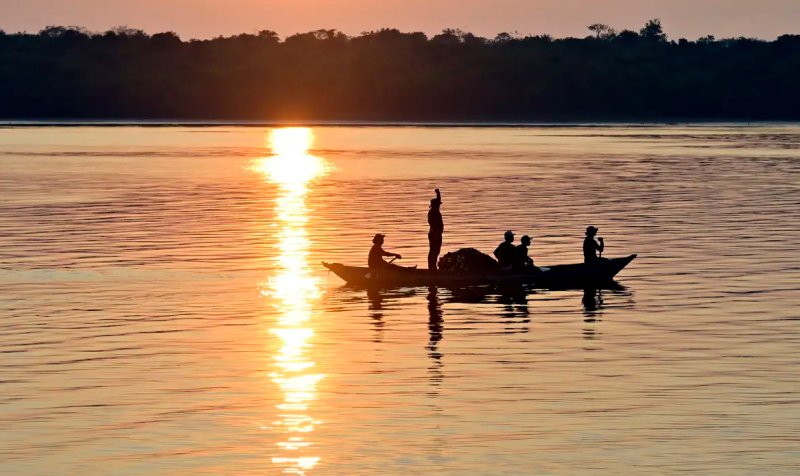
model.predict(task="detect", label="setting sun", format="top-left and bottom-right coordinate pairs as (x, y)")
top-left (270, 128), bottom-right (313, 157)
top-left (254, 128), bottom-right (329, 192)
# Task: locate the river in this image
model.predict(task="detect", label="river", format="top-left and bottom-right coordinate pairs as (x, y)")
top-left (0, 124), bottom-right (798, 474)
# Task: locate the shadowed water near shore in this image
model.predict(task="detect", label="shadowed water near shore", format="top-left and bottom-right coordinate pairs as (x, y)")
top-left (0, 125), bottom-right (799, 474)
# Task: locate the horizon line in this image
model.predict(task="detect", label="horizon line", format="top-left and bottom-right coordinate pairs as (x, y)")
top-left (2, 119), bottom-right (797, 128)
top-left (0, 24), bottom-right (791, 43)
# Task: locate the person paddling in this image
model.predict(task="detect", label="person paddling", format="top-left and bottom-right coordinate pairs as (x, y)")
top-left (369, 234), bottom-right (402, 271)
top-left (583, 226), bottom-right (605, 264)
top-left (428, 188), bottom-right (443, 271)
top-left (494, 230), bottom-right (516, 270)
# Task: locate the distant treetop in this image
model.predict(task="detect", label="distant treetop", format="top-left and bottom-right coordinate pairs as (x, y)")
top-left (1, 19), bottom-right (798, 120)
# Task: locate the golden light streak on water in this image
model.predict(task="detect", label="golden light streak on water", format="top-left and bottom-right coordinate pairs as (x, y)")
top-left (255, 128), bottom-right (328, 475)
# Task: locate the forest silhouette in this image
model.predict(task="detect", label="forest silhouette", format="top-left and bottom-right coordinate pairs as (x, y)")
top-left (1, 20), bottom-right (799, 120)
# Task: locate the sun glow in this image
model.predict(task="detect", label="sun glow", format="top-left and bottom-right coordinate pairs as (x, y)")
top-left (256, 127), bottom-right (328, 475)
top-left (255, 128), bottom-right (328, 193)
top-left (270, 128), bottom-right (313, 156)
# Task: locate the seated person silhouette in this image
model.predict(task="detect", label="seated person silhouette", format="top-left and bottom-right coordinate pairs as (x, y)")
top-left (513, 235), bottom-right (540, 272)
top-left (368, 234), bottom-right (403, 271)
top-left (494, 230), bottom-right (516, 270)
top-left (583, 226), bottom-right (606, 264)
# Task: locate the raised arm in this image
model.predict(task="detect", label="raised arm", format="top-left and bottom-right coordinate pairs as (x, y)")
top-left (435, 188), bottom-right (441, 201)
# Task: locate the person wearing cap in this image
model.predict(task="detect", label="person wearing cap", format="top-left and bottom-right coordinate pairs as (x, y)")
top-left (583, 226), bottom-right (605, 264)
top-left (369, 233), bottom-right (402, 270)
top-left (494, 230), bottom-right (516, 270)
top-left (514, 235), bottom-right (538, 271)
top-left (428, 188), bottom-right (443, 271)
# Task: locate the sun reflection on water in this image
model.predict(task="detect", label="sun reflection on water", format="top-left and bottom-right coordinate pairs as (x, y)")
top-left (259, 128), bottom-right (328, 193)
top-left (254, 127), bottom-right (328, 475)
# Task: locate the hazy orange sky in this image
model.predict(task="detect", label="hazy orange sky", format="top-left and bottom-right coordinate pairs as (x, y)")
top-left (1, 0), bottom-right (798, 40)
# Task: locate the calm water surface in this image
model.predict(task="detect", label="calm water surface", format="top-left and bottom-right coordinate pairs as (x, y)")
top-left (0, 125), bottom-right (798, 475)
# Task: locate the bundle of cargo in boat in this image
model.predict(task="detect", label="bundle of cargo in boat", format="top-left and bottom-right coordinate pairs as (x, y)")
top-left (437, 248), bottom-right (498, 273)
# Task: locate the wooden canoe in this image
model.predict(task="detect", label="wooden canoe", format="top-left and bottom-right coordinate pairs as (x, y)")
top-left (323, 254), bottom-right (636, 288)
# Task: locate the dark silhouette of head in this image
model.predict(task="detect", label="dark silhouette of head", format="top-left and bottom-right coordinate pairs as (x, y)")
top-left (521, 235), bottom-right (531, 246)
top-left (373, 233), bottom-right (385, 245)
top-left (430, 198), bottom-right (441, 209)
top-left (504, 230), bottom-right (514, 243)
top-left (586, 226), bottom-right (598, 237)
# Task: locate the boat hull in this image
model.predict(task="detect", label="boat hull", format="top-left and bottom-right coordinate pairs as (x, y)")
top-left (323, 254), bottom-right (636, 289)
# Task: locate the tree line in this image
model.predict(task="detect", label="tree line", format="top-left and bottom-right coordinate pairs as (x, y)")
top-left (1, 20), bottom-right (799, 120)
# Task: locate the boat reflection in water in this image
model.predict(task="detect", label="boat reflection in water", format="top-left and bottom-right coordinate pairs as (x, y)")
top-left (254, 128), bottom-right (328, 475)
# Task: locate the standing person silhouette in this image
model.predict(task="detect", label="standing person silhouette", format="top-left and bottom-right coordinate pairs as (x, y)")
top-left (428, 189), bottom-right (443, 271)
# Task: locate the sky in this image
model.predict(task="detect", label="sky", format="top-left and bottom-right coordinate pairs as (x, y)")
top-left (1, 0), bottom-right (799, 40)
